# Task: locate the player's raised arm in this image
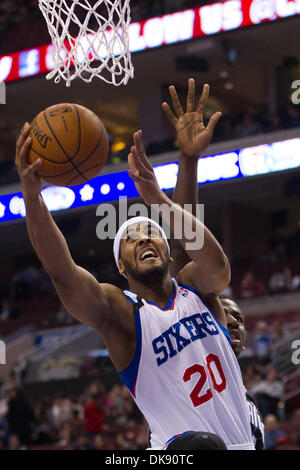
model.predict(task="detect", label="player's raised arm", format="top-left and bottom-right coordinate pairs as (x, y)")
top-left (163, 79), bottom-right (228, 323)
top-left (163, 79), bottom-right (229, 295)
top-left (163, 80), bottom-right (221, 275)
top-left (15, 123), bottom-right (134, 358)
top-left (128, 129), bottom-right (230, 297)
top-left (167, 80), bottom-right (221, 210)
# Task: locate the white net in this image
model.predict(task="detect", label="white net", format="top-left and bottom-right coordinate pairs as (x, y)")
top-left (38, 0), bottom-right (134, 87)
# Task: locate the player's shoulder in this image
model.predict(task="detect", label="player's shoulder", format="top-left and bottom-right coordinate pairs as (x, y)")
top-left (100, 283), bottom-right (135, 315)
top-left (98, 283), bottom-right (137, 341)
top-left (175, 276), bottom-right (227, 328)
top-left (175, 273), bottom-right (216, 304)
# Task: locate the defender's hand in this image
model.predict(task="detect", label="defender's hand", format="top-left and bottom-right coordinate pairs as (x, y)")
top-left (162, 79), bottom-right (221, 158)
top-left (15, 123), bottom-right (42, 199)
top-left (128, 131), bottom-right (165, 206)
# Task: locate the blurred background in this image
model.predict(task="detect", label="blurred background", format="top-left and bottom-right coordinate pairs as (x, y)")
top-left (0, 0), bottom-right (300, 451)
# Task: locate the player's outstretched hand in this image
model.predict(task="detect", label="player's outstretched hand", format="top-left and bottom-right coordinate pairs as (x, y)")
top-left (128, 130), bottom-right (165, 206)
top-left (162, 78), bottom-right (221, 158)
top-left (15, 123), bottom-right (42, 198)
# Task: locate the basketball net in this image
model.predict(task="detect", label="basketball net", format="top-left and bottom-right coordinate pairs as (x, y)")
top-left (38, 0), bottom-right (134, 87)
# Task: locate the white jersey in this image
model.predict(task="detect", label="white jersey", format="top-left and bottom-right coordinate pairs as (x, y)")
top-left (120, 279), bottom-right (254, 450)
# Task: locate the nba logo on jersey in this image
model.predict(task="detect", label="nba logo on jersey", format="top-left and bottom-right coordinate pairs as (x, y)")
top-left (179, 287), bottom-right (188, 297)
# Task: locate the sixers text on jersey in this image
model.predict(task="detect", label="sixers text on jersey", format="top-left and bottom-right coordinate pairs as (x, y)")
top-left (152, 311), bottom-right (220, 366)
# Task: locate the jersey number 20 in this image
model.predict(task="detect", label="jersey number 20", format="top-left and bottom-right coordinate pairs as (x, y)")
top-left (183, 354), bottom-right (226, 407)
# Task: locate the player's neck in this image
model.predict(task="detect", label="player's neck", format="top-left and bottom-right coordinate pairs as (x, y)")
top-left (128, 274), bottom-right (174, 309)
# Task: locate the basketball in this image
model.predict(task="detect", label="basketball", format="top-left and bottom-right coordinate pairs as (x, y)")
top-left (28, 103), bottom-right (109, 187)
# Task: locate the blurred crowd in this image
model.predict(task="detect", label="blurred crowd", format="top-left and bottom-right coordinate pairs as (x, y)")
top-left (238, 266), bottom-right (300, 299)
top-left (236, 239), bottom-right (300, 299)
top-left (144, 104), bottom-right (300, 162)
top-left (215, 105), bottom-right (300, 142)
top-left (0, 257), bottom-right (299, 450)
top-left (0, 379), bottom-right (147, 450)
top-left (248, 320), bottom-right (289, 358)
top-left (241, 362), bottom-right (300, 449)
top-left (1, 237), bottom-right (300, 328)
top-left (0, 366), bottom-right (299, 450)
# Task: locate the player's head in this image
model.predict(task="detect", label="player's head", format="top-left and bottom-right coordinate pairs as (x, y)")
top-left (219, 296), bottom-right (246, 357)
top-left (113, 217), bottom-right (172, 283)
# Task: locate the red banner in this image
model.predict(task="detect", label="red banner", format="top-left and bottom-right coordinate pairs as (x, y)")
top-left (0, 0), bottom-right (299, 84)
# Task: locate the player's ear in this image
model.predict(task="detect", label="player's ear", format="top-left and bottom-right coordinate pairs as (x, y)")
top-left (118, 259), bottom-right (125, 276)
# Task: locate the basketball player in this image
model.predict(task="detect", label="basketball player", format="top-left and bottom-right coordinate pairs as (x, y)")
top-left (164, 78), bottom-right (264, 449)
top-left (15, 80), bottom-right (254, 450)
top-left (220, 297), bottom-right (264, 450)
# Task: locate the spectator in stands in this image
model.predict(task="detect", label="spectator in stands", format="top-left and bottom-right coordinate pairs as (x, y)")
top-left (250, 368), bottom-right (284, 418)
top-left (84, 385), bottom-right (106, 435)
top-left (107, 384), bottom-right (123, 407)
top-left (0, 388), bottom-right (10, 450)
top-left (92, 433), bottom-right (105, 450)
top-left (73, 434), bottom-right (92, 450)
top-left (269, 266), bottom-right (300, 294)
top-left (114, 431), bottom-right (131, 450)
top-left (263, 414), bottom-right (287, 450)
top-left (11, 266), bottom-right (41, 300)
top-left (69, 408), bottom-right (85, 437)
top-left (9, 433), bottom-right (27, 450)
top-left (50, 396), bottom-right (72, 429)
top-left (242, 363), bottom-right (264, 391)
top-left (0, 300), bottom-right (10, 321)
top-left (234, 109), bottom-right (263, 138)
top-left (13, 355), bottom-right (29, 385)
top-left (265, 114), bottom-right (282, 133)
top-left (268, 270), bottom-right (285, 294)
top-left (0, 299), bottom-right (19, 321)
top-left (6, 386), bottom-right (36, 446)
top-left (251, 321), bottom-right (271, 358)
top-left (239, 271), bottom-right (265, 298)
top-left (124, 430), bottom-right (141, 450)
top-left (270, 321), bottom-right (288, 345)
top-left (55, 303), bottom-right (73, 325)
top-left (282, 104), bottom-right (300, 129)
top-left (32, 398), bottom-right (54, 445)
top-left (55, 422), bottom-right (72, 448)
top-left (292, 409), bottom-right (300, 446)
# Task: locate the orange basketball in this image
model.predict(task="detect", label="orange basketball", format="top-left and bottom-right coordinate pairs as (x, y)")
top-left (28, 103), bottom-right (109, 187)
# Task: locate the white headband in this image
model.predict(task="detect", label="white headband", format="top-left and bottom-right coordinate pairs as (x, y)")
top-left (113, 216), bottom-right (170, 271)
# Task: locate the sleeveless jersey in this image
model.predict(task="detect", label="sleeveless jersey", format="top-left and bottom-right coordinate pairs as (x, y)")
top-left (120, 279), bottom-right (254, 450)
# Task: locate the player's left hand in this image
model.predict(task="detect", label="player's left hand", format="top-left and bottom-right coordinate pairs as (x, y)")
top-left (128, 131), bottom-right (165, 206)
top-left (162, 78), bottom-right (221, 158)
